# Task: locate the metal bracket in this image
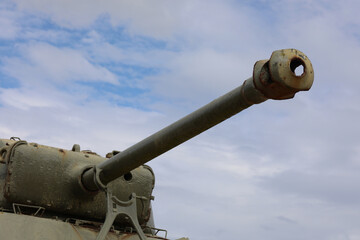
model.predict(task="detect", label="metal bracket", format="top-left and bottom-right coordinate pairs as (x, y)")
top-left (95, 190), bottom-right (147, 240)
top-left (12, 203), bottom-right (45, 216)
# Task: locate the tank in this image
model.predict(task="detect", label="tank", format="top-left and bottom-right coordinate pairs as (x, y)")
top-left (0, 49), bottom-right (314, 240)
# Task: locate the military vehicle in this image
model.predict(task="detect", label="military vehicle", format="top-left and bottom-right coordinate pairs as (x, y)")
top-left (0, 49), bottom-right (314, 240)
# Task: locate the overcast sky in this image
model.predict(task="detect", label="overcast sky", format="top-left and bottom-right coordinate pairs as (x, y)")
top-left (1, 0), bottom-right (360, 239)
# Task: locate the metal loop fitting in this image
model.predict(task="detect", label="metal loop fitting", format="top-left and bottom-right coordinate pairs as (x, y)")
top-left (93, 166), bottom-right (107, 191)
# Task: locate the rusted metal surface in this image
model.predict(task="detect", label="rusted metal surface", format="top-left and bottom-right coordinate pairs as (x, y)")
top-left (2, 140), bottom-right (154, 226)
top-left (81, 48), bottom-right (314, 192)
top-left (253, 49), bottom-right (313, 100)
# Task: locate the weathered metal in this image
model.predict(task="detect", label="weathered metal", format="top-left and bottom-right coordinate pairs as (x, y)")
top-left (0, 49), bottom-right (314, 240)
top-left (81, 48), bottom-right (314, 192)
top-left (2, 140), bottom-right (154, 225)
top-left (0, 211), bottom-right (167, 240)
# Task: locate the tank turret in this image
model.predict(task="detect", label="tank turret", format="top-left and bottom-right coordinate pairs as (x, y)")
top-left (0, 49), bottom-right (314, 240)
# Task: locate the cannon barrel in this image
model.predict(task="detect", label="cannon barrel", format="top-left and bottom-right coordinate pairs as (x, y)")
top-left (81, 49), bottom-right (314, 191)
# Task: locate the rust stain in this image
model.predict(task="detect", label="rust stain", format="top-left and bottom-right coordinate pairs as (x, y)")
top-left (85, 228), bottom-right (98, 233)
top-left (59, 149), bottom-right (66, 162)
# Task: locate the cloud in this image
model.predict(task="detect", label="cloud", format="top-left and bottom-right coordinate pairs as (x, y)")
top-left (13, 0), bottom-right (180, 38)
top-left (2, 43), bottom-right (118, 86)
top-left (0, 95), bottom-right (164, 153)
top-left (147, 49), bottom-right (252, 103)
top-left (11, 0), bottom-right (271, 50)
top-left (0, 4), bottom-right (20, 39)
top-left (0, 87), bottom-right (65, 110)
top-left (259, 170), bottom-right (360, 205)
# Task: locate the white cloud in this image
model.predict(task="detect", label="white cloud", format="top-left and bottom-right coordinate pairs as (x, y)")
top-left (0, 6), bottom-right (20, 39)
top-left (1, 42), bottom-right (118, 86)
top-left (13, 0), bottom-right (180, 38)
top-left (22, 29), bottom-right (72, 43)
top-left (11, 0), bottom-right (268, 48)
top-left (0, 16), bottom-right (18, 39)
top-left (0, 88), bottom-right (64, 110)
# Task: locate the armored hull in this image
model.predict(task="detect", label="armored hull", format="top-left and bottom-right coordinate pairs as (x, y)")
top-left (0, 212), bottom-right (169, 240)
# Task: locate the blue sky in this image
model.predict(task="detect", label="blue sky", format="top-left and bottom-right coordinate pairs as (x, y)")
top-left (1, 0), bottom-right (360, 239)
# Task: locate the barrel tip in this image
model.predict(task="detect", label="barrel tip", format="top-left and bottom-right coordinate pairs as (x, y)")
top-left (253, 49), bottom-right (314, 100)
top-left (269, 49), bottom-right (314, 91)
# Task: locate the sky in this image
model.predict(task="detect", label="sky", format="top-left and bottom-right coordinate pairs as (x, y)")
top-left (0, 0), bottom-right (360, 239)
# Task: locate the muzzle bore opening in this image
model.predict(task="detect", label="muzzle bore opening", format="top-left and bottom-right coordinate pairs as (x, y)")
top-left (290, 57), bottom-right (305, 77)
